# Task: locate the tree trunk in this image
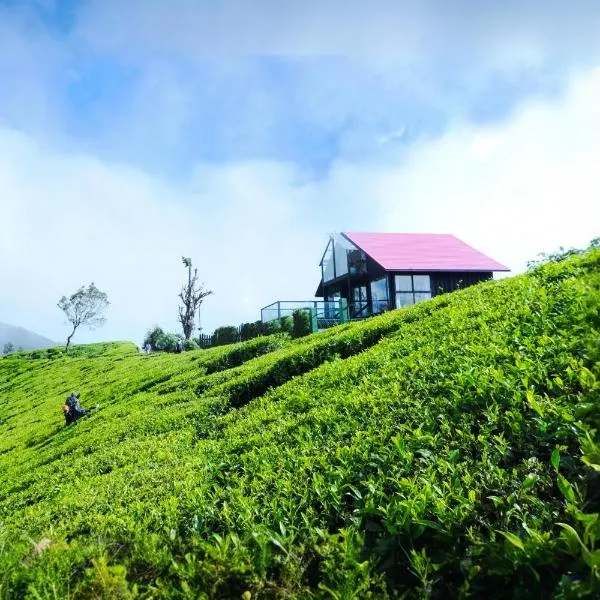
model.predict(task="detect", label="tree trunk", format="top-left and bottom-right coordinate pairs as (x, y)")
top-left (65, 326), bottom-right (77, 353)
top-left (184, 263), bottom-right (193, 339)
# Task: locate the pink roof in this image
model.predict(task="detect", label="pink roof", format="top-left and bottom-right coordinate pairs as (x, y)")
top-left (343, 232), bottom-right (510, 272)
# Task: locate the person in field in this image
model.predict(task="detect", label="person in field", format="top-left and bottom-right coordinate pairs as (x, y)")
top-left (63, 392), bottom-right (96, 426)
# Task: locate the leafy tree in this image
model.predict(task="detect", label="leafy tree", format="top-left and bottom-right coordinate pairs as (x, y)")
top-left (178, 257), bottom-right (213, 340)
top-left (143, 326), bottom-right (183, 353)
top-left (57, 283), bottom-right (109, 353)
top-left (2, 342), bottom-right (14, 355)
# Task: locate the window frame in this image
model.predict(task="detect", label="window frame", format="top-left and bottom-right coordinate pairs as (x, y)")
top-left (370, 277), bottom-right (390, 314)
top-left (394, 274), bottom-right (432, 307)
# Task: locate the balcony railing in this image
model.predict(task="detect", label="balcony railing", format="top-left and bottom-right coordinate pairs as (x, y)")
top-left (261, 299), bottom-right (350, 331)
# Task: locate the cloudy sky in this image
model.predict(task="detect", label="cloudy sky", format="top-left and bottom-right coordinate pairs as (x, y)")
top-left (1, 0), bottom-right (599, 345)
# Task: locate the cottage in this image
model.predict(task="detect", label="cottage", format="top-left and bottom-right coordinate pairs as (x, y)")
top-left (315, 233), bottom-right (509, 318)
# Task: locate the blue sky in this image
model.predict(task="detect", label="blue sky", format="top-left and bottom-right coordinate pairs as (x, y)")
top-left (1, 0), bottom-right (600, 345)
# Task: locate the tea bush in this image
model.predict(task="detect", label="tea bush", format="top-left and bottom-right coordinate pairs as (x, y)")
top-left (0, 247), bottom-right (599, 598)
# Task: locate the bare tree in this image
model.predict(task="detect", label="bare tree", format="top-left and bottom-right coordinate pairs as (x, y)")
top-left (58, 282), bottom-right (109, 352)
top-left (178, 257), bottom-right (213, 340)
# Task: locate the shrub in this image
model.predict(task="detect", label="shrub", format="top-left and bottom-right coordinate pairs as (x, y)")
top-left (238, 317), bottom-right (295, 343)
top-left (143, 326), bottom-right (166, 351)
top-left (143, 326), bottom-right (183, 352)
top-left (183, 338), bottom-right (199, 351)
top-left (240, 321), bottom-right (261, 341)
top-left (279, 315), bottom-right (294, 336)
top-left (292, 309), bottom-right (312, 338)
top-left (212, 326), bottom-right (240, 347)
top-left (240, 320), bottom-right (285, 342)
top-left (262, 320), bottom-right (281, 335)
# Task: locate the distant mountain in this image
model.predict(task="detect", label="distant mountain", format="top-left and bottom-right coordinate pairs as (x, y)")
top-left (0, 321), bottom-right (57, 353)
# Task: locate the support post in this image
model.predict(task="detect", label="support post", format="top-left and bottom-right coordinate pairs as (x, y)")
top-left (310, 307), bottom-right (318, 333)
top-left (339, 298), bottom-right (349, 323)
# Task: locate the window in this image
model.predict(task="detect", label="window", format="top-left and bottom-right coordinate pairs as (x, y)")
top-left (371, 277), bottom-right (389, 313)
top-left (395, 275), bottom-right (412, 291)
top-left (395, 274), bottom-right (431, 308)
top-left (347, 248), bottom-right (367, 275)
top-left (396, 293), bottom-right (415, 308)
top-left (334, 238), bottom-right (349, 278)
top-left (351, 285), bottom-right (368, 318)
top-left (413, 275), bottom-right (431, 291)
top-left (352, 286), bottom-right (365, 300)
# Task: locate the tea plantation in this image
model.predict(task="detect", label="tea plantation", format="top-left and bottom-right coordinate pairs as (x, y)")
top-left (1, 248), bottom-right (599, 599)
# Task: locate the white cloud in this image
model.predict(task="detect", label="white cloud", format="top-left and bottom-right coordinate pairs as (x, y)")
top-left (2, 66), bottom-right (599, 345)
top-left (75, 0), bottom-right (600, 71)
top-left (376, 67), bottom-right (600, 271)
top-left (0, 5), bottom-right (66, 134)
top-left (0, 131), bottom-right (324, 343)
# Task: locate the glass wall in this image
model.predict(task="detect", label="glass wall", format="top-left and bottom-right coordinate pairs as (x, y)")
top-left (320, 235), bottom-right (367, 283)
top-left (334, 237), bottom-right (349, 278)
top-left (395, 274), bottom-right (432, 308)
top-left (334, 234), bottom-right (367, 278)
top-left (322, 239), bottom-right (335, 283)
top-left (370, 277), bottom-right (389, 313)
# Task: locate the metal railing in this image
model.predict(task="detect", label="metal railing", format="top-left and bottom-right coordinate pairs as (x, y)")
top-left (261, 299), bottom-right (350, 331)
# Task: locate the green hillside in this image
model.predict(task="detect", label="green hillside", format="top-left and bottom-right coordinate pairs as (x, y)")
top-left (1, 249), bottom-right (599, 599)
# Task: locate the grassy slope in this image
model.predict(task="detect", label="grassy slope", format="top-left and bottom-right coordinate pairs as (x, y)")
top-left (1, 251), bottom-right (599, 599)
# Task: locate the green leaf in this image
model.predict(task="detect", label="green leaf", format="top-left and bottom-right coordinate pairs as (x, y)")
top-left (581, 456), bottom-right (600, 472)
top-left (551, 448), bottom-right (560, 472)
top-left (269, 536), bottom-right (288, 555)
top-left (521, 473), bottom-right (538, 492)
top-left (415, 519), bottom-right (444, 532)
top-left (557, 474), bottom-right (576, 503)
top-left (557, 523), bottom-right (592, 563)
top-left (497, 530), bottom-right (525, 551)
top-left (526, 389), bottom-right (544, 416)
top-left (487, 495), bottom-right (504, 507)
top-left (557, 522), bottom-right (582, 549)
top-left (579, 367), bottom-right (596, 391)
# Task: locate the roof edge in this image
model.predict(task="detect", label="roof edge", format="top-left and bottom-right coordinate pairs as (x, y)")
top-left (340, 232), bottom-right (387, 271)
top-left (342, 231), bottom-right (510, 272)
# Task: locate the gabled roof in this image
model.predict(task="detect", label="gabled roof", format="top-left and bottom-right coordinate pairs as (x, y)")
top-left (342, 232), bottom-right (510, 272)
